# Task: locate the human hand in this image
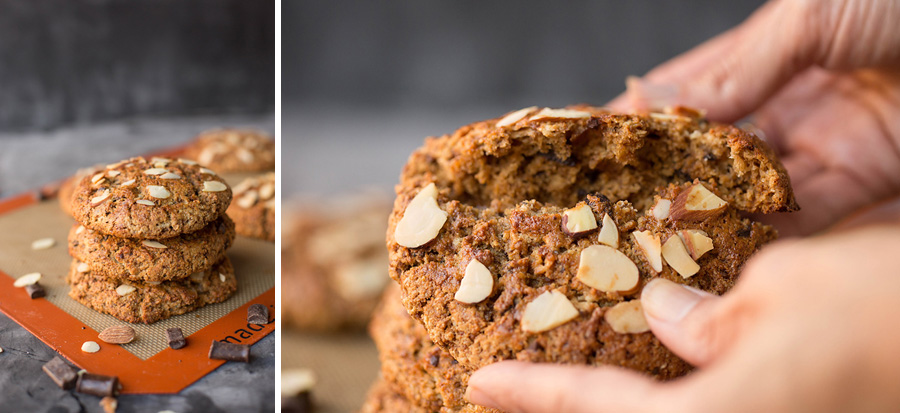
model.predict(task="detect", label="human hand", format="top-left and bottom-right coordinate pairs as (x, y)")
top-left (608, 0), bottom-right (900, 237)
top-left (466, 224), bottom-right (900, 412)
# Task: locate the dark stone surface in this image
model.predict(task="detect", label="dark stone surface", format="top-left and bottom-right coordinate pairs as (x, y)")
top-left (0, 112), bottom-right (275, 412)
top-left (0, 0), bottom-right (274, 132)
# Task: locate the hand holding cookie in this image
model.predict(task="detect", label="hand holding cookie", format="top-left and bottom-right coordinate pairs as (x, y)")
top-left (467, 225), bottom-right (900, 412)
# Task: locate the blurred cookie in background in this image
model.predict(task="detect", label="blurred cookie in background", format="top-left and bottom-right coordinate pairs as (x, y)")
top-left (58, 164), bottom-right (103, 217)
top-left (227, 172), bottom-right (276, 241)
top-left (282, 192), bottom-right (392, 331)
top-left (183, 129), bottom-right (275, 173)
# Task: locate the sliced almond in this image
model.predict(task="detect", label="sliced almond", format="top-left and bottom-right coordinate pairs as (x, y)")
top-left (576, 245), bottom-right (639, 293)
top-left (219, 273), bottom-right (226, 283)
top-left (528, 108), bottom-right (591, 121)
top-left (198, 148), bottom-right (217, 166)
top-left (147, 185), bottom-right (171, 199)
top-left (454, 259), bottom-right (494, 304)
top-left (282, 369), bottom-right (316, 397)
top-left (151, 157), bottom-right (171, 165)
top-left (77, 263), bottom-right (90, 273)
top-left (98, 325), bottom-right (135, 344)
top-left (651, 198), bottom-right (672, 220)
top-left (496, 106), bottom-right (537, 127)
top-left (202, 181), bottom-right (227, 192)
top-left (521, 290), bottom-right (579, 333)
top-left (604, 300), bottom-right (650, 334)
top-left (136, 200), bottom-right (155, 206)
top-left (237, 191), bottom-right (259, 209)
top-left (561, 203), bottom-right (597, 237)
top-left (597, 214), bottom-right (618, 248)
top-left (669, 184), bottom-right (727, 221)
top-left (141, 240), bottom-right (167, 249)
top-left (107, 170), bottom-right (121, 177)
top-left (120, 179), bottom-right (136, 186)
top-left (394, 183), bottom-right (448, 248)
top-left (178, 158), bottom-right (197, 165)
top-left (14, 272), bottom-right (41, 287)
top-left (75, 225), bottom-right (86, 234)
top-left (200, 167), bottom-right (216, 176)
top-left (159, 172), bottom-right (181, 180)
top-left (632, 231), bottom-right (663, 272)
top-left (115, 285), bottom-right (136, 296)
top-left (662, 235), bottom-right (700, 278)
top-left (678, 229), bottom-right (714, 260)
top-left (144, 168), bottom-right (168, 176)
top-left (91, 173), bottom-right (105, 184)
top-left (31, 238), bottom-right (55, 250)
top-left (237, 148), bottom-right (255, 164)
top-left (258, 183), bottom-right (275, 200)
top-left (81, 341), bottom-right (101, 353)
top-left (91, 191), bottom-right (111, 206)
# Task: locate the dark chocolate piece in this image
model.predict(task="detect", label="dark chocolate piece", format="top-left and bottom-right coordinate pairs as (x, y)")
top-left (166, 328), bottom-right (186, 350)
top-left (247, 303), bottom-right (269, 325)
top-left (208, 340), bottom-right (250, 363)
top-left (281, 392), bottom-right (313, 413)
top-left (26, 283), bottom-right (46, 299)
top-left (76, 373), bottom-right (120, 397)
top-left (42, 356), bottom-right (78, 390)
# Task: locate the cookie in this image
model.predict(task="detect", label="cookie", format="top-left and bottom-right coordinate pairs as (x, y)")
top-left (67, 256), bottom-right (237, 324)
top-left (370, 285), bottom-right (500, 413)
top-left (281, 196), bottom-right (391, 331)
top-left (70, 157), bottom-right (232, 239)
top-left (68, 216), bottom-right (235, 283)
top-left (183, 129), bottom-right (275, 173)
top-left (227, 173), bottom-right (275, 241)
top-left (58, 165), bottom-right (103, 217)
top-left (360, 378), bottom-right (487, 413)
top-left (387, 106), bottom-right (798, 375)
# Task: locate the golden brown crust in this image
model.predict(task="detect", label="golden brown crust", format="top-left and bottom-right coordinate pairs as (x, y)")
top-left (67, 216), bottom-right (235, 283)
top-left (70, 157), bottom-right (232, 239)
top-left (370, 285), bottom-right (499, 413)
top-left (67, 256), bottom-right (237, 324)
top-left (183, 129), bottom-right (275, 173)
top-left (226, 173), bottom-right (275, 242)
top-left (387, 106), bottom-right (792, 375)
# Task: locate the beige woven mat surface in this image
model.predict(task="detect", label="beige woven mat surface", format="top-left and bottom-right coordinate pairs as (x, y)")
top-left (0, 199), bottom-right (275, 360)
top-left (282, 329), bottom-right (379, 413)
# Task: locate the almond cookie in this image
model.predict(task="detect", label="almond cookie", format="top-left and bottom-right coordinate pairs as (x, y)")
top-left (70, 157), bottom-right (232, 239)
top-left (387, 106), bottom-right (798, 375)
top-left (370, 285), bottom-right (501, 413)
top-left (183, 129), bottom-right (275, 173)
top-left (227, 173), bottom-right (275, 241)
top-left (66, 256), bottom-right (237, 324)
top-left (281, 196), bottom-right (391, 331)
top-left (68, 216), bottom-right (235, 283)
top-left (58, 165), bottom-right (103, 217)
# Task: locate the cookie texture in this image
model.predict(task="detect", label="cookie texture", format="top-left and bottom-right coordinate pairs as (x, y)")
top-left (387, 106), bottom-right (798, 375)
top-left (371, 285), bottom-right (499, 413)
top-left (227, 172), bottom-right (275, 241)
top-left (67, 256), bottom-right (237, 324)
top-left (281, 197), bottom-right (391, 331)
top-left (68, 216), bottom-right (235, 283)
top-left (70, 157), bottom-right (232, 239)
top-left (59, 165), bottom-right (103, 217)
top-left (183, 129), bottom-right (275, 173)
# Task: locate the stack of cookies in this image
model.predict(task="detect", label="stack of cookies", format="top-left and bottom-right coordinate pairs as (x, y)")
top-left (66, 157), bottom-right (238, 324)
top-left (362, 106), bottom-right (799, 411)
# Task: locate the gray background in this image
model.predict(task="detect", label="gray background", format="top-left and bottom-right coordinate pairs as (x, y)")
top-left (283, 0), bottom-right (765, 197)
top-left (0, 0), bottom-right (274, 131)
top-left (0, 1), bottom-right (274, 412)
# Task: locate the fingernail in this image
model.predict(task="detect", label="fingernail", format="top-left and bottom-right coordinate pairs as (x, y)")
top-left (464, 383), bottom-right (500, 409)
top-left (625, 76), bottom-right (679, 110)
top-left (642, 278), bottom-right (706, 323)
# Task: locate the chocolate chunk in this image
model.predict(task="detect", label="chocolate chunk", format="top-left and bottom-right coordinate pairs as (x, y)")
top-left (42, 356), bottom-right (78, 390)
top-left (428, 354), bottom-right (440, 367)
top-left (736, 226), bottom-right (753, 238)
top-left (76, 373), bottom-right (120, 397)
top-left (209, 340), bottom-right (250, 363)
top-left (26, 283), bottom-right (46, 299)
top-left (166, 328), bottom-right (187, 350)
top-left (281, 392), bottom-right (313, 413)
top-left (247, 304), bottom-right (269, 325)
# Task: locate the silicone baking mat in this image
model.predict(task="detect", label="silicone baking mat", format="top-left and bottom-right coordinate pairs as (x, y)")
top-left (0, 178), bottom-right (275, 394)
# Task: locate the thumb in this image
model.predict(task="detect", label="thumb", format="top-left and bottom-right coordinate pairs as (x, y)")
top-left (641, 278), bottom-right (748, 367)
